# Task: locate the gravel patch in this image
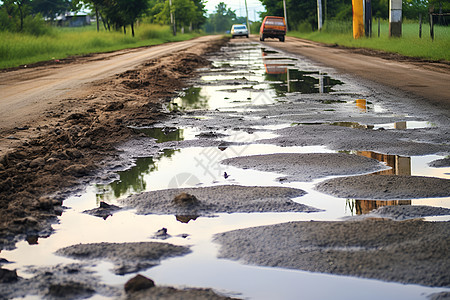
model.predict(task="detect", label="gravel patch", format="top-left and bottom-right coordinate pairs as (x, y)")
top-left (214, 219), bottom-right (450, 287)
top-left (0, 263), bottom-right (120, 299)
top-left (126, 286), bottom-right (240, 300)
top-left (56, 242), bottom-right (191, 275)
top-left (120, 185), bottom-right (317, 216)
top-left (429, 157), bottom-right (450, 168)
top-left (315, 175), bottom-right (450, 200)
top-left (257, 124), bottom-right (450, 156)
top-left (221, 153), bottom-right (387, 182)
top-left (356, 205), bottom-right (450, 220)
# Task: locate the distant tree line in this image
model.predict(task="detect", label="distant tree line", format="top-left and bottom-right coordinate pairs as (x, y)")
top-left (260, 0), bottom-right (449, 31)
top-left (0, 0), bottom-right (207, 36)
top-left (203, 2), bottom-right (247, 33)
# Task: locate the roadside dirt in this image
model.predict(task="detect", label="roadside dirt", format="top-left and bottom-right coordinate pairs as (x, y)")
top-left (0, 35), bottom-right (227, 249)
top-left (254, 36), bottom-right (450, 113)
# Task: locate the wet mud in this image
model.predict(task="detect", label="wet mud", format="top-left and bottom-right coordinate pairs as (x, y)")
top-left (315, 174), bottom-right (450, 200)
top-left (221, 153), bottom-right (387, 182)
top-left (351, 205), bottom-right (450, 221)
top-left (56, 242), bottom-right (191, 275)
top-left (0, 263), bottom-right (120, 299)
top-left (121, 185), bottom-right (316, 216)
top-left (214, 219), bottom-right (450, 287)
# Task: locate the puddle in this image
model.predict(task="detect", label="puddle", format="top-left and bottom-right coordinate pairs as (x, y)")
top-left (170, 43), bottom-right (345, 111)
top-left (265, 69), bottom-right (343, 96)
top-left (135, 127), bottom-right (196, 142)
top-left (2, 41), bottom-right (449, 300)
top-left (293, 120), bottom-right (435, 130)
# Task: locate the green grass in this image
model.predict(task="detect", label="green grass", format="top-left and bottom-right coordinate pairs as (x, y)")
top-left (289, 21), bottom-right (450, 61)
top-left (0, 23), bottom-right (202, 69)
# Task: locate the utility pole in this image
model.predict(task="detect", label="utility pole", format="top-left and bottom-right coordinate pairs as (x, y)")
top-left (317, 0), bottom-right (323, 31)
top-left (389, 0), bottom-right (402, 37)
top-left (283, 0), bottom-right (288, 32)
top-left (244, 0), bottom-right (250, 34)
top-left (169, 0), bottom-right (176, 36)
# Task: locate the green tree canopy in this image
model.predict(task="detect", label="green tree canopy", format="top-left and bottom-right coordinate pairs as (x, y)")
top-left (204, 2), bottom-right (238, 33)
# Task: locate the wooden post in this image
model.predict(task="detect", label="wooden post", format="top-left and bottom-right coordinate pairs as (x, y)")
top-left (419, 13), bottom-right (422, 38)
top-left (378, 17), bottom-right (380, 37)
top-left (365, 0), bottom-right (372, 37)
top-left (245, 0), bottom-right (250, 34)
top-left (283, 0), bottom-right (288, 32)
top-left (430, 13), bottom-right (434, 40)
top-left (317, 0), bottom-right (323, 31)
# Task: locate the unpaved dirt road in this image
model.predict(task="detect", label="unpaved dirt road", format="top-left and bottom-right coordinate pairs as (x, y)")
top-left (253, 36), bottom-right (450, 111)
top-left (0, 35), bottom-right (222, 153)
top-left (1, 35), bottom-right (449, 299)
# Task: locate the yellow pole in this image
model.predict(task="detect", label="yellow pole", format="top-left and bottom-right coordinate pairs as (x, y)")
top-left (352, 0), bottom-right (364, 39)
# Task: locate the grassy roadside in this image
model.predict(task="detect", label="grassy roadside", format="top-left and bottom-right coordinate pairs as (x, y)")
top-left (289, 21), bottom-right (450, 61)
top-left (0, 24), bottom-right (202, 69)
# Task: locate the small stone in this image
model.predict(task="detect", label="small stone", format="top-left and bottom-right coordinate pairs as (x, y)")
top-left (37, 197), bottom-right (54, 210)
top-left (48, 282), bottom-right (94, 298)
top-left (29, 158), bottom-right (47, 168)
top-left (0, 268), bottom-right (18, 283)
top-left (124, 274), bottom-right (155, 293)
top-left (173, 193), bottom-right (199, 206)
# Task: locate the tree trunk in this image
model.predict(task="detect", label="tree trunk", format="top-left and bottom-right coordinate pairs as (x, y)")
top-left (123, 26), bottom-right (126, 35)
top-left (18, 3), bottom-right (24, 31)
top-left (96, 7), bottom-right (99, 32)
top-left (131, 23), bottom-right (135, 37)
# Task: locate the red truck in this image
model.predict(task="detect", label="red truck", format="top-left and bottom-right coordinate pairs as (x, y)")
top-left (259, 16), bottom-right (287, 42)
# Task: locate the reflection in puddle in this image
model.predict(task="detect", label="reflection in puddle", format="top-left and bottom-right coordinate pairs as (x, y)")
top-left (346, 151), bottom-right (412, 215)
top-left (331, 121), bottom-right (434, 130)
top-left (169, 44), bottom-right (344, 111)
top-left (171, 87), bottom-right (209, 110)
top-left (95, 149), bottom-right (178, 202)
top-left (138, 127), bottom-right (184, 143)
top-left (356, 151), bottom-right (411, 176)
top-left (347, 199), bottom-right (411, 215)
top-left (265, 68), bottom-right (343, 96)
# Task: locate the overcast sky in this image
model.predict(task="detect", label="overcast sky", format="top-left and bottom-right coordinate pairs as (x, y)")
top-left (204, 0), bottom-right (266, 21)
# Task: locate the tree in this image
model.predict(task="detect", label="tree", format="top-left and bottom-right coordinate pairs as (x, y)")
top-left (205, 2), bottom-right (237, 33)
top-left (30, 0), bottom-right (73, 19)
top-left (1, 0), bottom-right (31, 31)
top-left (82, 0), bottom-right (148, 36)
top-left (154, 0), bottom-right (200, 32)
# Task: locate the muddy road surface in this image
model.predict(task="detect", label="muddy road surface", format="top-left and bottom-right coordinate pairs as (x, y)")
top-left (254, 36), bottom-right (450, 112)
top-left (0, 36), bottom-right (449, 299)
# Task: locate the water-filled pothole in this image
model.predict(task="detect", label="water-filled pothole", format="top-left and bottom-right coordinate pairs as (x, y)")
top-left (170, 43), bottom-right (345, 111)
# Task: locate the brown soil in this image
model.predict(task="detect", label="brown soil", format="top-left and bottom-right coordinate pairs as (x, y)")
top-left (0, 36), bottom-right (227, 249)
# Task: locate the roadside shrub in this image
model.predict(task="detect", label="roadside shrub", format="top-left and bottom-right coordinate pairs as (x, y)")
top-left (138, 24), bottom-right (172, 40)
top-left (323, 20), bottom-right (352, 34)
top-left (22, 14), bottom-right (54, 36)
top-left (294, 21), bottom-right (314, 33)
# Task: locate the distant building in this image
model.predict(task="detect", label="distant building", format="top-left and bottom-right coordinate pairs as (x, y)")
top-left (56, 11), bottom-right (91, 27)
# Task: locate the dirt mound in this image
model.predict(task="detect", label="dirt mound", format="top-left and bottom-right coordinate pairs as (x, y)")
top-left (56, 242), bottom-right (191, 275)
top-left (315, 174), bottom-right (450, 200)
top-left (214, 219), bottom-right (450, 287)
top-left (221, 153), bottom-right (386, 182)
top-left (121, 185), bottom-right (316, 216)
